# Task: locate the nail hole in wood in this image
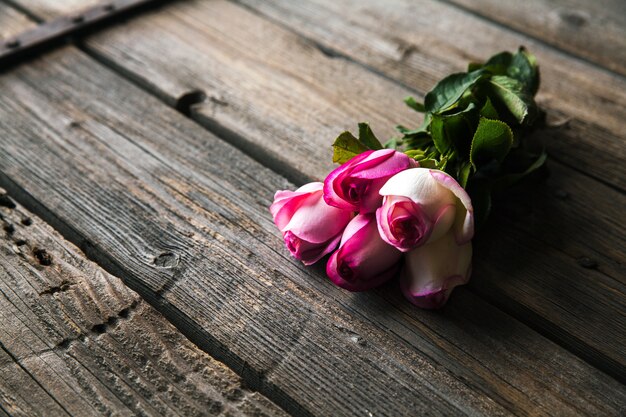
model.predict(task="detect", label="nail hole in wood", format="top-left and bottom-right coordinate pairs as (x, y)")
top-left (21, 217), bottom-right (33, 226)
top-left (0, 195), bottom-right (16, 209)
top-left (118, 307), bottom-right (130, 318)
top-left (577, 257), bottom-right (597, 269)
top-left (91, 323), bottom-right (106, 334)
top-left (57, 339), bottom-right (71, 349)
top-left (72, 15), bottom-right (85, 24)
top-left (33, 247), bottom-right (53, 266)
top-left (175, 90), bottom-right (206, 116)
top-left (560, 10), bottom-right (588, 27)
top-left (104, 4), bottom-right (115, 12)
top-left (5, 39), bottom-right (20, 49)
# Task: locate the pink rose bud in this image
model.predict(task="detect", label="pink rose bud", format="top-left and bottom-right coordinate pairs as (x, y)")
top-left (378, 168), bottom-right (474, 308)
top-left (326, 214), bottom-right (402, 291)
top-left (400, 231), bottom-right (472, 309)
top-left (377, 168), bottom-right (474, 252)
top-left (324, 149), bottom-right (417, 213)
top-left (270, 182), bottom-right (353, 265)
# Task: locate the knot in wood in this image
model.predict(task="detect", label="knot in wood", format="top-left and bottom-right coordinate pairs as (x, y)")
top-left (154, 252), bottom-right (179, 268)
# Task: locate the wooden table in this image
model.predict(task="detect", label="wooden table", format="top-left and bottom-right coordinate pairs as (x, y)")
top-left (0, 0), bottom-right (624, 415)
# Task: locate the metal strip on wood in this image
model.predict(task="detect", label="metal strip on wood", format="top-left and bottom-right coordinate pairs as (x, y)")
top-left (0, 0), bottom-right (164, 65)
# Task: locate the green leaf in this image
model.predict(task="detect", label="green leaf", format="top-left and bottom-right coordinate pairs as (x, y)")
top-left (430, 103), bottom-right (478, 156)
top-left (430, 115), bottom-right (451, 154)
top-left (384, 137), bottom-right (401, 149)
top-left (510, 47), bottom-right (539, 95)
top-left (404, 149), bottom-right (426, 159)
top-left (404, 96), bottom-right (426, 112)
top-left (487, 75), bottom-right (535, 124)
top-left (357, 123), bottom-right (383, 150)
top-left (417, 159), bottom-right (438, 168)
top-left (483, 51), bottom-right (513, 75)
top-left (467, 62), bottom-right (483, 72)
top-left (470, 117), bottom-right (514, 166)
top-left (458, 162), bottom-right (474, 188)
top-left (480, 48), bottom-right (539, 99)
top-left (332, 131), bottom-right (369, 164)
top-left (403, 131), bottom-right (432, 150)
top-left (424, 69), bottom-right (484, 113)
top-left (480, 97), bottom-right (499, 119)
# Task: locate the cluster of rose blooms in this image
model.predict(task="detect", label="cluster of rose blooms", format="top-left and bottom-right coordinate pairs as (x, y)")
top-left (270, 149), bottom-right (474, 309)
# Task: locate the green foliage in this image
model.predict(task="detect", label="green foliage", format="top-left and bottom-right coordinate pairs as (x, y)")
top-left (404, 96), bottom-right (425, 112)
top-left (396, 47), bottom-right (546, 220)
top-left (332, 131), bottom-right (369, 164)
top-left (470, 118), bottom-right (513, 166)
top-left (480, 97), bottom-right (499, 119)
top-left (397, 47), bottom-right (545, 197)
top-left (332, 123), bottom-right (383, 164)
top-left (330, 47), bottom-right (547, 224)
top-left (358, 123), bottom-right (383, 150)
top-left (424, 70), bottom-right (484, 113)
top-left (487, 75), bottom-right (536, 124)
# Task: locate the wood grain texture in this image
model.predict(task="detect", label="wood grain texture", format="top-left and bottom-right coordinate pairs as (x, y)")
top-left (4, 0), bottom-right (102, 20)
top-left (1, 47), bottom-right (625, 415)
top-left (0, 3), bottom-right (36, 39)
top-left (54, 0), bottom-right (626, 376)
top-left (443, 0), bottom-right (626, 76)
top-left (0, 190), bottom-right (287, 417)
top-left (232, 0), bottom-right (626, 192)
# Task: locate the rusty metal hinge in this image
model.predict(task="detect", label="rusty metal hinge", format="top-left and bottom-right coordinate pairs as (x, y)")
top-left (0, 0), bottom-right (164, 65)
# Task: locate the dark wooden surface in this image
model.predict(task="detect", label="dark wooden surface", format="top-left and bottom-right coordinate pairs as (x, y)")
top-left (75, 0), bottom-right (626, 376)
top-left (0, 0), bottom-right (625, 416)
top-left (443, 0), bottom-right (626, 76)
top-left (0, 190), bottom-right (286, 417)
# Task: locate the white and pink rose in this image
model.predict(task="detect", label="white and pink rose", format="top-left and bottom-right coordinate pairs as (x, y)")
top-left (270, 151), bottom-right (474, 309)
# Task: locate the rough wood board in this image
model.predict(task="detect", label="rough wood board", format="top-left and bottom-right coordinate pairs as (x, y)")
top-left (1, 47), bottom-right (625, 415)
top-left (3, 0), bottom-right (103, 20)
top-left (0, 3), bottom-right (36, 39)
top-left (56, 0), bottom-right (626, 376)
top-left (0, 191), bottom-right (287, 417)
top-left (443, 0), bottom-right (626, 76)
top-left (232, 0), bottom-right (626, 191)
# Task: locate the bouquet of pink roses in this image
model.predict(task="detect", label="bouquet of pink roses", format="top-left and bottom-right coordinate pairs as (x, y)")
top-left (271, 48), bottom-right (545, 308)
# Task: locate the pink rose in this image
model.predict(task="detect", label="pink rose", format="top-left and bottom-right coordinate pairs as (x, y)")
top-left (270, 182), bottom-right (353, 265)
top-left (378, 168), bottom-right (474, 308)
top-left (324, 149), bottom-right (417, 213)
top-left (326, 214), bottom-right (402, 291)
top-left (377, 168), bottom-right (474, 251)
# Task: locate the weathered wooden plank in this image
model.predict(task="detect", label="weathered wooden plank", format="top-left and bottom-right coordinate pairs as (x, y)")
top-left (0, 3), bottom-right (35, 39)
top-left (1, 47), bottom-right (625, 415)
top-left (0, 190), bottom-right (287, 416)
top-left (12, 0), bottom-right (626, 189)
top-left (3, 0), bottom-right (102, 20)
top-left (42, 0), bottom-right (626, 376)
top-left (443, 0), bottom-right (626, 76)
top-left (0, 0), bottom-right (166, 64)
top-left (0, 347), bottom-right (68, 417)
top-left (231, 0), bottom-right (626, 191)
